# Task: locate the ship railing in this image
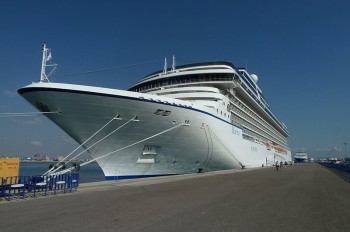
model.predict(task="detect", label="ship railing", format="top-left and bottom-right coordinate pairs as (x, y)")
top-left (138, 78), bottom-right (234, 93)
top-left (0, 173), bottom-right (79, 201)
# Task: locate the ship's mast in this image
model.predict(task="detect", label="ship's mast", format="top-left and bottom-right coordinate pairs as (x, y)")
top-left (163, 56), bottom-right (176, 74)
top-left (163, 57), bottom-right (167, 74)
top-left (171, 55), bottom-right (176, 73)
top-left (40, 43), bottom-right (57, 82)
top-left (40, 43), bottom-right (49, 82)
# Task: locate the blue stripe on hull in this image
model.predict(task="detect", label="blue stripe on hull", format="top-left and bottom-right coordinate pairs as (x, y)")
top-left (294, 159), bottom-right (308, 163)
top-left (105, 174), bottom-right (178, 181)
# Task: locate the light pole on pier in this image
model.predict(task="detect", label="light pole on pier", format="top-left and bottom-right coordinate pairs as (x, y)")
top-left (344, 143), bottom-right (347, 157)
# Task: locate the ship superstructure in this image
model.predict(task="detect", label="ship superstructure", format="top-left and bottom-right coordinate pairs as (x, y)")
top-left (18, 45), bottom-right (291, 179)
top-left (129, 58), bottom-right (289, 154)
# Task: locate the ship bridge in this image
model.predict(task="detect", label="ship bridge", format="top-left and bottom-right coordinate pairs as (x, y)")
top-left (128, 61), bottom-right (239, 93)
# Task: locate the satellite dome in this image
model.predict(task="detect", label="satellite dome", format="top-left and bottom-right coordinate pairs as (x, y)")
top-left (251, 74), bottom-right (258, 83)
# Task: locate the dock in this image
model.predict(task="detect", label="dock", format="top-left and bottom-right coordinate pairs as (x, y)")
top-left (1, 163), bottom-right (349, 232)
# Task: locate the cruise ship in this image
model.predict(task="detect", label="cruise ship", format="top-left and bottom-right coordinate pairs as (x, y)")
top-left (18, 44), bottom-right (291, 179)
top-left (294, 152), bottom-right (309, 163)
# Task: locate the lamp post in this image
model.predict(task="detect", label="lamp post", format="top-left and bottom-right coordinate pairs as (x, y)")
top-left (344, 143), bottom-right (347, 157)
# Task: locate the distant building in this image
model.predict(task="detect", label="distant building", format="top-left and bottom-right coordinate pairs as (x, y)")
top-left (42, 155), bottom-right (51, 161)
top-left (34, 154), bottom-right (42, 161)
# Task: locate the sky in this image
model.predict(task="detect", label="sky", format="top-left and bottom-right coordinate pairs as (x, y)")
top-left (1, 0), bottom-right (350, 159)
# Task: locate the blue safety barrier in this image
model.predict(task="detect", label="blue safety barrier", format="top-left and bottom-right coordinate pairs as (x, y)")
top-left (0, 177), bottom-right (5, 198)
top-left (31, 175), bottom-right (50, 197)
top-left (67, 173), bottom-right (79, 192)
top-left (2, 176), bottom-right (31, 200)
top-left (0, 173), bottom-right (79, 201)
top-left (50, 174), bottom-right (68, 194)
top-left (320, 162), bottom-right (350, 181)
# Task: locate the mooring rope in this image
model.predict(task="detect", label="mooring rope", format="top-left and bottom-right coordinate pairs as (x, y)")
top-left (52, 122), bottom-right (187, 175)
top-left (0, 112), bottom-right (60, 117)
top-left (62, 116), bottom-right (136, 166)
top-left (63, 60), bottom-right (157, 77)
top-left (44, 114), bottom-right (121, 175)
top-left (207, 126), bottom-right (243, 168)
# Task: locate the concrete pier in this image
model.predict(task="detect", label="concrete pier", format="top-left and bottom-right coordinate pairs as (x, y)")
top-left (1, 163), bottom-right (349, 232)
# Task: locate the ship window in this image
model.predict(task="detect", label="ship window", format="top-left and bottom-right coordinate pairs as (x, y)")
top-left (154, 109), bottom-right (164, 115)
top-left (162, 111), bottom-right (171, 116)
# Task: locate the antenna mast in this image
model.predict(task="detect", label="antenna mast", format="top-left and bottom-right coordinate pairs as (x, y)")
top-left (40, 44), bottom-right (49, 82)
top-left (163, 57), bottom-right (167, 74)
top-left (171, 55), bottom-right (176, 73)
top-left (40, 43), bottom-right (57, 82)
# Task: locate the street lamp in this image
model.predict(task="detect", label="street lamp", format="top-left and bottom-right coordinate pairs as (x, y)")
top-left (344, 143), bottom-right (347, 157)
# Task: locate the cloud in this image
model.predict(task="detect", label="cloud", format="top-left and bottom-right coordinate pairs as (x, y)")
top-left (31, 141), bottom-right (42, 146)
top-left (23, 117), bottom-right (43, 125)
top-left (3, 89), bottom-right (17, 97)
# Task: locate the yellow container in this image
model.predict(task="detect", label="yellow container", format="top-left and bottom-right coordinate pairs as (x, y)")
top-left (0, 158), bottom-right (20, 185)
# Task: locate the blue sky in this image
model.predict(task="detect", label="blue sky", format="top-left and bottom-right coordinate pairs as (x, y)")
top-left (1, 0), bottom-right (350, 159)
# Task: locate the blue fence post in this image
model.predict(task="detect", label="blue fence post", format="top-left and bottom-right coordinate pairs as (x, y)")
top-left (31, 175), bottom-right (49, 197)
top-left (0, 177), bottom-right (4, 199)
top-left (6, 176), bottom-right (29, 200)
top-left (68, 173), bottom-right (79, 192)
top-left (53, 174), bottom-right (67, 194)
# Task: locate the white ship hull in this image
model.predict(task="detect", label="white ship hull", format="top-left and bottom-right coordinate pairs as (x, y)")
top-left (19, 83), bottom-right (291, 179)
